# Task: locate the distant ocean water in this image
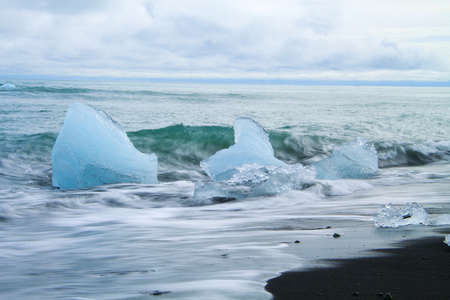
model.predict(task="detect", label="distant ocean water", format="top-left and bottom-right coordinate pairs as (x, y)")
top-left (0, 80), bottom-right (449, 299)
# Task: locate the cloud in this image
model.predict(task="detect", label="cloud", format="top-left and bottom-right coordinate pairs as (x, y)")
top-left (0, 0), bottom-right (448, 81)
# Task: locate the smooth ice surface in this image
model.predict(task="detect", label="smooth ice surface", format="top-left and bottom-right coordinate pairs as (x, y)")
top-left (312, 137), bottom-right (378, 180)
top-left (373, 202), bottom-right (427, 227)
top-left (200, 117), bottom-right (286, 181)
top-left (52, 102), bottom-right (158, 189)
top-left (0, 83), bottom-right (16, 89)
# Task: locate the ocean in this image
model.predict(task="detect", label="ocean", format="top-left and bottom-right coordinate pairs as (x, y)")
top-left (0, 80), bottom-right (449, 299)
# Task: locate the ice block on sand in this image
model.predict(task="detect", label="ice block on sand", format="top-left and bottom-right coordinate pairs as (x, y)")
top-left (374, 202), bottom-right (427, 227)
top-left (52, 102), bottom-right (158, 189)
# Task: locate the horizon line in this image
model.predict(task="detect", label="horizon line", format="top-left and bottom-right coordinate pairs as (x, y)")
top-left (2, 75), bottom-right (450, 87)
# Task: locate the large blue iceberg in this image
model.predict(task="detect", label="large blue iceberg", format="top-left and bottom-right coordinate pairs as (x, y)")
top-left (200, 117), bottom-right (286, 181)
top-left (52, 102), bottom-right (158, 189)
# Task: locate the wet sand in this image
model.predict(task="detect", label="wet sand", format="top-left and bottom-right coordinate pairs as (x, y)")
top-left (266, 235), bottom-right (450, 299)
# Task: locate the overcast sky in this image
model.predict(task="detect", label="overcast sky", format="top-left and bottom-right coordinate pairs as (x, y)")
top-left (1, 0), bottom-right (449, 82)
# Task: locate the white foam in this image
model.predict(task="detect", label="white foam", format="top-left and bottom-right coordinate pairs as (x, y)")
top-left (316, 179), bottom-right (373, 196)
top-left (427, 214), bottom-right (450, 226)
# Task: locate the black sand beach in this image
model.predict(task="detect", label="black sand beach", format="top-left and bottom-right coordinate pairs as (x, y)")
top-left (266, 235), bottom-right (450, 299)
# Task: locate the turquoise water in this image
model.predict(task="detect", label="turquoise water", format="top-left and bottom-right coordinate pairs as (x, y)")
top-left (0, 80), bottom-right (449, 299)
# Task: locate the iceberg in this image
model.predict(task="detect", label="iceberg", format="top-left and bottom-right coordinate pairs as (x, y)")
top-left (200, 117), bottom-right (286, 181)
top-left (196, 118), bottom-right (310, 201)
top-left (312, 137), bottom-right (378, 180)
top-left (52, 102), bottom-right (158, 189)
top-left (373, 202), bottom-right (427, 227)
top-left (0, 83), bottom-right (16, 89)
top-left (196, 118), bottom-right (378, 202)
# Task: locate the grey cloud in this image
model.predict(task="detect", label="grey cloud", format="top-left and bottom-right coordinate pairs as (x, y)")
top-left (0, 0), bottom-right (447, 80)
top-left (2, 0), bottom-right (108, 15)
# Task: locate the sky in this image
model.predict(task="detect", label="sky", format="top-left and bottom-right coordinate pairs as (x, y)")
top-left (1, 0), bottom-right (450, 83)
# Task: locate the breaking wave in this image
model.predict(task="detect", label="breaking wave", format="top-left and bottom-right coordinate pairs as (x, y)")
top-left (128, 125), bottom-right (450, 169)
top-left (376, 140), bottom-right (450, 167)
top-left (2, 126), bottom-right (449, 180)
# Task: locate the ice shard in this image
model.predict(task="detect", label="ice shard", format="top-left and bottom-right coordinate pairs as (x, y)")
top-left (52, 102), bottom-right (158, 189)
top-left (312, 137), bottom-right (378, 180)
top-left (200, 117), bottom-right (286, 181)
top-left (373, 202), bottom-right (427, 227)
top-left (0, 83), bottom-right (16, 89)
top-left (193, 163), bottom-right (312, 202)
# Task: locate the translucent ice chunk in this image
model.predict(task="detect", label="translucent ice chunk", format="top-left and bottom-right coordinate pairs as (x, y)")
top-left (312, 137), bottom-right (379, 180)
top-left (193, 163), bottom-right (314, 202)
top-left (52, 102), bottom-right (158, 189)
top-left (444, 235), bottom-right (450, 246)
top-left (197, 119), bottom-right (378, 202)
top-left (373, 202), bottom-right (427, 227)
top-left (200, 117), bottom-right (286, 181)
top-left (0, 83), bottom-right (16, 89)
top-left (193, 181), bottom-right (250, 205)
top-left (229, 163), bottom-right (313, 194)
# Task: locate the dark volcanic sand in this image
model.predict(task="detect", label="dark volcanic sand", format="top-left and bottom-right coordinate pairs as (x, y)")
top-left (266, 236), bottom-right (450, 299)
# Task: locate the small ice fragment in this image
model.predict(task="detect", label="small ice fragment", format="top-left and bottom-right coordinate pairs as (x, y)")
top-left (52, 102), bottom-right (158, 189)
top-left (374, 202), bottom-right (427, 227)
top-left (229, 164), bottom-right (297, 196)
top-left (200, 117), bottom-right (286, 181)
top-left (444, 235), bottom-right (450, 246)
top-left (426, 214), bottom-right (450, 226)
top-left (192, 181), bottom-right (246, 205)
top-left (312, 137), bottom-right (378, 180)
top-left (193, 163), bottom-right (314, 202)
top-left (0, 83), bottom-right (16, 89)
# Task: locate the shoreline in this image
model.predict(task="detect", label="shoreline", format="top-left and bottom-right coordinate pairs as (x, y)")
top-left (266, 234), bottom-right (450, 299)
